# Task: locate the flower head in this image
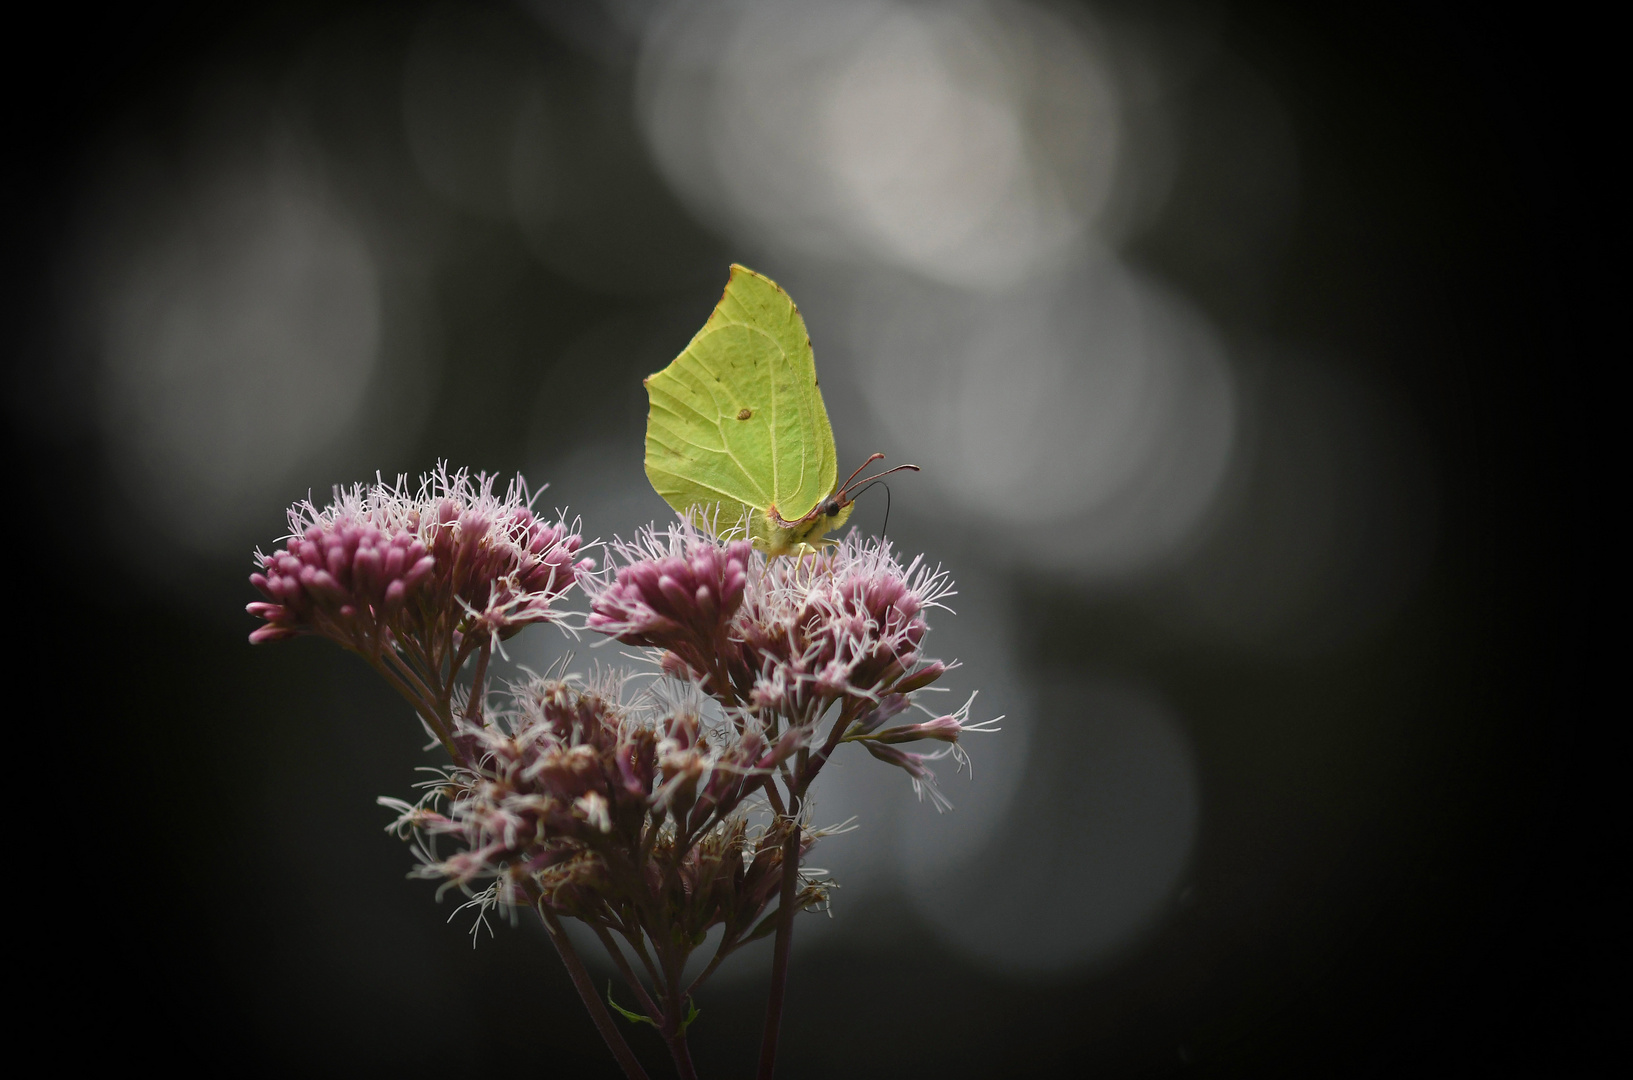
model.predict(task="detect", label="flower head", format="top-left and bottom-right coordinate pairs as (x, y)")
top-left (584, 518), bottom-right (753, 692)
top-left (729, 532), bottom-right (952, 714)
top-left (380, 670), bottom-right (815, 939)
top-left (587, 523), bottom-right (954, 720)
top-left (248, 464), bottom-right (590, 654)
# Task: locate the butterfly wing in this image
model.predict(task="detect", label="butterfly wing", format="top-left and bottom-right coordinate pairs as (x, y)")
top-left (644, 265), bottom-right (838, 534)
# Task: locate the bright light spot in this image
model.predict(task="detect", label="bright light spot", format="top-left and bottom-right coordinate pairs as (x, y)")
top-left (846, 256), bottom-right (1236, 577)
top-left (638, 0), bottom-right (1120, 290)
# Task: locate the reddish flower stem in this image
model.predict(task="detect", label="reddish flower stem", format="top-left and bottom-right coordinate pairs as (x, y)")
top-left (756, 811), bottom-right (804, 1080)
top-left (536, 903), bottom-right (651, 1080)
top-left (661, 949), bottom-right (700, 1080)
top-left (592, 924), bottom-right (662, 1023)
top-left (463, 640), bottom-right (492, 726)
top-left (683, 931), bottom-right (737, 1000)
top-left (370, 653), bottom-right (458, 760)
top-left (665, 1029), bottom-right (699, 1080)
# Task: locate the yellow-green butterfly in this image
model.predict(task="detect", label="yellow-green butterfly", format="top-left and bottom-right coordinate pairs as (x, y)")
top-left (644, 265), bottom-right (915, 556)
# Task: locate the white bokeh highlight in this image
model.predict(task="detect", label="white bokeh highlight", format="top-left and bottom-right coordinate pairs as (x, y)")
top-left (638, 0), bottom-right (1120, 290)
top-left (842, 258), bottom-right (1236, 578)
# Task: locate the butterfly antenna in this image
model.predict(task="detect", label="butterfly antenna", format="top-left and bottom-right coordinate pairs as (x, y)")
top-left (838, 462), bottom-right (920, 503)
top-left (836, 453), bottom-right (886, 497)
top-left (848, 480), bottom-right (895, 540)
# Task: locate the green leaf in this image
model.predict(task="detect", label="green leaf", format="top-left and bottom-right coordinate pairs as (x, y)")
top-left (606, 981), bottom-right (657, 1028)
top-left (680, 997), bottom-right (702, 1034)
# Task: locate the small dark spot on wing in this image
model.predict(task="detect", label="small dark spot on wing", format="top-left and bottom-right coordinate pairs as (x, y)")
top-left (737, 408), bottom-right (753, 420)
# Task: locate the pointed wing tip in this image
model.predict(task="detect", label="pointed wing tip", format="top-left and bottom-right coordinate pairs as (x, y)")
top-left (726, 263), bottom-right (788, 297)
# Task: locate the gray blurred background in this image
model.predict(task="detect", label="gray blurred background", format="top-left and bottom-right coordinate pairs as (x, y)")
top-left (7, 1), bottom-right (1605, 1076)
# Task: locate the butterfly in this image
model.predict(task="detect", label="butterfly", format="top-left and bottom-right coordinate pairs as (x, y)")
top-left (643, 265), bottom-right (914, 557)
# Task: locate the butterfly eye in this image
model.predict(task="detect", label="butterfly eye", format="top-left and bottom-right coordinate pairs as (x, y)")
top-left (820, 499), bottom-right (841, 518)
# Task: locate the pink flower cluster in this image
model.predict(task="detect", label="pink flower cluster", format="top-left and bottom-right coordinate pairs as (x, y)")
top-left (381, 674), bottom-right (815, 950)
top-left (584, 520), bottom-right (984, 801)
top-left (248, 520), bottom-right (434, 647)
top-left (585, 533), bottom-right (754, 691)
top-left (245, 465), bottom-right (994, 1071)
top-left (248, 466), bottom-right (589, 655)
top-left (587, 523), bottom-right (948, 707)
top-left (733, 540), bottom-right (948, 715)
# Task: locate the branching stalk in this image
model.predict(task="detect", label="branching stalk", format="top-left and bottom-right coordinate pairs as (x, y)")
top-left (662, 955), bottom-right (700, 1080)
top-left (756, 812), bottom-right (804, 1080)
top-left (537, 903), bottom-right (651, 1080)
top-left (594, 924), bottom-right (662, 1023)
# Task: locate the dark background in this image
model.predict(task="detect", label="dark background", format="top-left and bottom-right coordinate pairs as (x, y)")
top-left (7, 1), bottom-right (1607, 1076)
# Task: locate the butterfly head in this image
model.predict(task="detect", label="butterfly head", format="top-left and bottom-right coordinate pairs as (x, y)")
top-left (755, 455), bottom-right (919, 557)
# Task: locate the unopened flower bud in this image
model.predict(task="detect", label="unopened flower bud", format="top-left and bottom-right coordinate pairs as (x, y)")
top-left (848, 694), bottom-right (911, 738)
top-left (860, 741), bottom-right (952, 810)
top-left (891, 660), bottom-right (947, 696)
top-left (869, 714), bottom-right (963, 744)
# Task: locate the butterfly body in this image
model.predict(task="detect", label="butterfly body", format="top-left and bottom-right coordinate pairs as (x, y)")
top-left (644, 265), bottom-right (902, 557)
top-left (754, 498), bottom-right (854, 557)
